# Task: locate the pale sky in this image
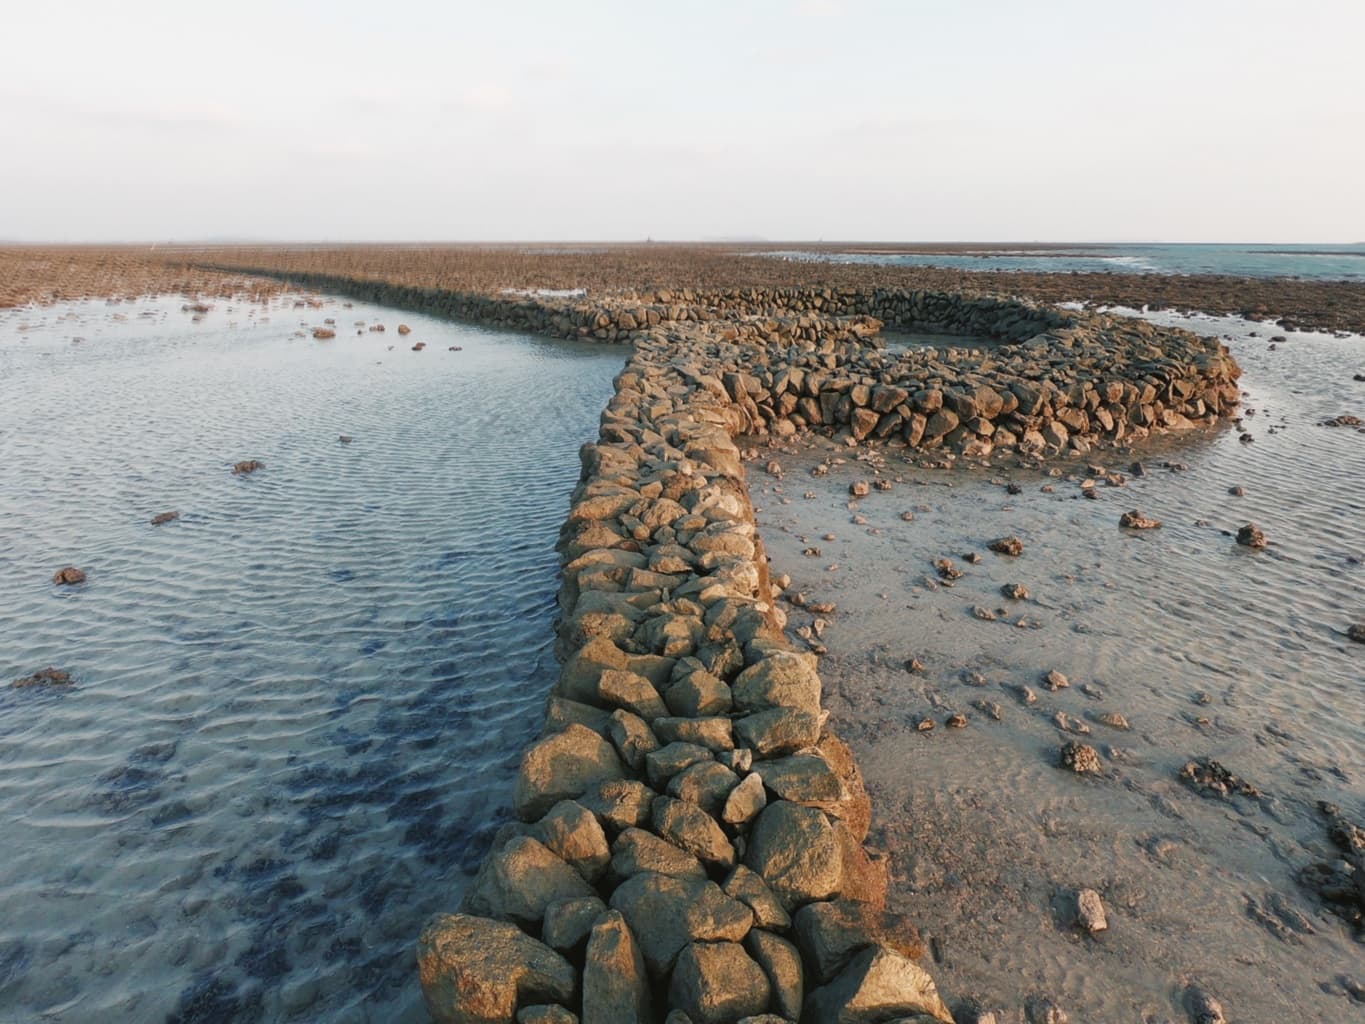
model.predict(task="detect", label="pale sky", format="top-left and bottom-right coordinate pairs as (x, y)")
top-left (3, 0), bottom-right (1362, 243)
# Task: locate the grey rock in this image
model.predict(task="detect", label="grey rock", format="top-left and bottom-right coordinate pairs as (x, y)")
top-left (609, 872), bottom-right (753, 977)
top-left (746, 801), bottom-right (842, 910)
top-left (582, 910), bottom-right (652, 1024)
top-left (804, 944), bottom-right (952, 1023)
top-left (745, 929), bottom-right (804, 1020)
top-left (515, 724), bottom-right (626, 821)
top-left (668, 941), bottom-right (773, 1024)
top-left (462, 836), bottom-right (595, 928)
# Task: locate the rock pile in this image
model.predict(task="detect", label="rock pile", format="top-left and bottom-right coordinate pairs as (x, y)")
top-left (417, 314), bottom-right (965, 1023)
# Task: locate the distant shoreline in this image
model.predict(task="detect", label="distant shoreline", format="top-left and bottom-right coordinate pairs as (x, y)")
top-left (3, 243), bottom-right (1364, 334)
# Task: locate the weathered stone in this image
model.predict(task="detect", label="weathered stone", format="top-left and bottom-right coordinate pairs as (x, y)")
top-left (731, 652), bottom-right (822, 714)
top-left (515, 724), bottom-right (626, 821)
top-left (745, 929), bottom-right (804, 1020)
top-left (1072, 888), bottom-right (1108, 933)
top-left (793, 900), bottom-right (886, 982)
top-left (611, 827), bottom-right (707, 881)
top-left (746, 801), bottom-right (842, 910)
top-left (462, 836), bottom-right (595, 928)
top-left (542, 896), bottom-right (606, 955)
top-left (609, 873), bottom-right (754, 976)
top-left (597, 669), bottom-right (669, 720)
top-left (722, 865), bottom-right (791, 930)
top-left (417, 913), bottom-right (576, 1024)
top-left (583, 910), bottom-right (652, 1024)
top-left (665, 669), bottom-right (733, 717)
top-left (722, 772), bottom-right (768, 826)
top-left (753, 755), bottom-right (847, 808)
top-left (559, 637), bottom-right (630, 705)
top-left (608, 709), bottom-right (659, 770)
top-left (652, 796), bottom-right (737, 871)
top-left (646, 741), bottom-right (715, 789)
top-left (516, 1005), bottom-right (577, 1024)
top-left (654, 716), bottom-right (735, 752)
top-left (668, 941), bottom-right (772, 1024)
top-left (734, 708), bottom-right (822, 757)
top-left (536, 800), bottom-right (611, 882)
top-left (670, 760), bottom-right (742, 817)
top-left (804, 944), bottom-right (952, 1023)
top-left (1058, 741), bottom-right (1102, 774)
top-left (580, 779), bottom-right (657, 832)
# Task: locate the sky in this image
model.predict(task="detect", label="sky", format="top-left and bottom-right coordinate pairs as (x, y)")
top-left (2, 0), bottom-right (1362, 243)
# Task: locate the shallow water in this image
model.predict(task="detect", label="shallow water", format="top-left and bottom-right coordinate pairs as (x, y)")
top-left (766, 242), bottom-right (1365, 281)
top-left (751, 312), bottom-right (1364, 1021)
top-left (0, 297), bottom-right (622, 1022)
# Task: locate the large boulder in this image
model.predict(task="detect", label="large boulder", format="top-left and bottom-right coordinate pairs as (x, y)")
top-left (668, 941), bottom-right (772, 1024)
top-left (515, 724), bottom-right (626, 821)
top-left (610, 827), bottom-right (707, 881)
top-left (609, 872), bottom-right (754, 976)
top-left (417, 913), bottom-right (577, 1024)
top-left (745, 802), bottom-right (842, 910)
top-left (804, 944), bottom-right (953, 1023)
top-left (582, 910), bottom-right (653, 1023)
top-left (462, 836), bottom-right (596, 928)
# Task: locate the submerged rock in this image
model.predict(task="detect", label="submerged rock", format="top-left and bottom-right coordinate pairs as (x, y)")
top-left (232, 460), bottom-right (265, 475)
top-left (12, 667), bottom-right (74, 689)
top-left (1236, 523), bottom-right (1268, 548)
top-left (1349, 623), bottom-right (1365, 644)
top-left (150, 510), bottom-right (180, 525)
top-left (1178, 757), bottom-right (1260, 799)
top-left (52, 566), bottom-right (86, 585)
top-left (987, 535), bottom-right (1024, 556)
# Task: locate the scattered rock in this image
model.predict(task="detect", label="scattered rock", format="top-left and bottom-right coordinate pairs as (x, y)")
top-left (150, 510), bottom-right (180, 526)
top-left (850, 481), bottom-right (870, 497)
top-left (1058, 741), bottom-right (1102, 774)
top-left (1119, 510), bottom-right (1161, 530)
top-left (1071, 889), bottom-right (1108, 933)
top-left (52, 566), bottom-right (86, 585)
top-left (988, 535), bottom-right (1023, 556)
top-left (397, 324), bottom-right (412, 335)
top-left (1236, 523), bottom-right (1268, 548)
top-left (311, 327), bottom-right (335, 339)
top-left (1001, 583), bottom-right (1029, 600)
top-left (1228, 485), bottom-right (1245, 497)
top-left (1042, 670), bottom-right (1069, 691)
top-left (1178, 757), bottom-right (1260, 799)
top-left (946, 713), bottom-right (968, 729)
top-left (1349, 623), bottom-right (1365, 644)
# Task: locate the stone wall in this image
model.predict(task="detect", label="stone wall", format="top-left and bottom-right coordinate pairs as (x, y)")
top-left (217, 270), bottom-right (1239, 1022)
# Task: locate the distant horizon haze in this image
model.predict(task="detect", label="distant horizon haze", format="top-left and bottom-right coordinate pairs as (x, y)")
top-left (3, 1), bottom-right (1362, 244)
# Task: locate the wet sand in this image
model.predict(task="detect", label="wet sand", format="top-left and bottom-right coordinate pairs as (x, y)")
top-left (747, 312), bottom-right (1364, 1021)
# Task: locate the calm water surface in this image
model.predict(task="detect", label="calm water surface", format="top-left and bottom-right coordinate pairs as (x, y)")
top-left (0, 296), bottom-right (621, 1022)
top-left (767, 243), bottom-right (1365, 281)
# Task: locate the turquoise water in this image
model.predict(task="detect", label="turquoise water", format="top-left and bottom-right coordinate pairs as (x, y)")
top-left (0, 297), bottom-right (621, 1021)
top-left (767, 243), bottom-right (1365, 281)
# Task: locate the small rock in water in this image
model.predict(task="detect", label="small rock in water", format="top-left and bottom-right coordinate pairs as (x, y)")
top-left (13, 667), bottom-right (74, 689)
top-left (963, 551), bottom-right (982, 564)
top-left (1228, 485), bottom-right (1245, 497)
top-left (1179, 757), bottom-right (1260, 799)
top-left (971, 606), bottom-right (997, 621)
top-left (1119, 509), bottom-right (1162, 530)
top-left (904, 658), bottom-right (926, 674)
top-left (988, 535), bottom-right (1024, 556)
top-left (1006, 482), bottom-right (1023, 495)
top-left (150, 510), bottom-right (180, 526)
top-left (53, 566), bottom-right (86, 585)
top-left (874, 479), bottom-right (893, 491)
top-left (397, 324), bottom-right (411, 335)
top-left (339, 435), bottom-right (354, 444)
top-left (1348, 623), bottom-right (1365, 644)
top-left (972, 699), bottom-right (1003, 721)
top-left (849, 480), bottom-right (870, 496)
top-left (1095, 712), bottom-right (1131, 731)
top-left (1026, 996), bottom-right (1069, 1023)
top-left (946, 713), bottom-right (968, 729)
top-left (311, 327), bottom-right (336, 339)
top-left (232, 460), bottom-right (265, 475)
top-left (1001, 582), bottom-right (1029, 600)
top-left (1236, 523), bottom-right (1268, 548)
top-left (1053, 712), bottom-right (1090, 736)
top-left (1042, 669), bottom-right (1069, 691)
top-left (1129, 461), bottom-right (1146, 477)
top-left (1058, 741), bottom-right (1102, 774)
top-left (1185, 985), bottom-right (1228, 1024)
top-left (1072, 889), bottom-right (1108, 933)
top-left (900, 510), bottom-right (915, 521)
top-left (916, 716), bottom-right (935, 732)
top-left (934, 558), bottom-right (963, 581)
top-left (411, 342), bottom-right (426, 351)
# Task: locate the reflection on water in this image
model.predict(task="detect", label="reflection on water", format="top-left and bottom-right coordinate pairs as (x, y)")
top-left (0, 297), bottom-right (622, 1021)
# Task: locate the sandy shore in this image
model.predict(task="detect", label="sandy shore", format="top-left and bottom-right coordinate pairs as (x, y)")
top-left (744, 309), bottom-right (1363, 1021)
top-left (5, 244), bottom-right (1365, 336)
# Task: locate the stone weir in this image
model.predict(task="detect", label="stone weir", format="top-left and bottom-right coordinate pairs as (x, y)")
top-left (205, 268), bottom-right (1241, 1022)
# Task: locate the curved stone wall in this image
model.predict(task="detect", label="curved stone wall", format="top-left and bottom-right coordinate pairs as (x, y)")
top-left (202, 268), bottom-right (1240, 1022)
